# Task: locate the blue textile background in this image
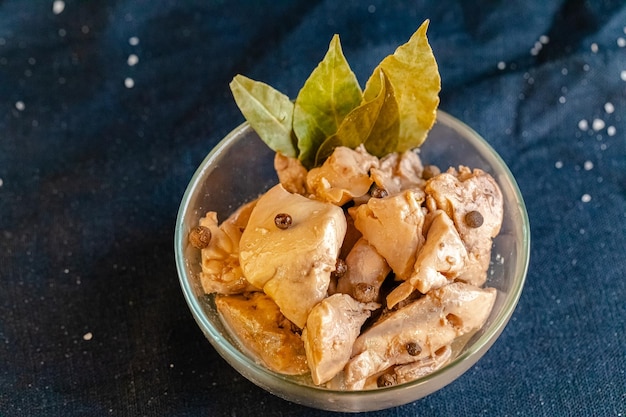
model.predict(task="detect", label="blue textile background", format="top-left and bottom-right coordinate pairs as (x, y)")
top-left (0, 1), bottom-right (625, 416)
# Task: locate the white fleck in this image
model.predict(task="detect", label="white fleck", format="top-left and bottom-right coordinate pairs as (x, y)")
top-left (555, 161), bottom-right (563, 169)
top-left (592, 118), bottom-right (605, 131)
top-left (561, 67), bottom-right (568, 75)
top-left (579, 228), bottom-right (585, 235)
top-left (64, 268), bottom-right (70, 274)
top-left (124, 77), bottom-right (135, 88)
top-left (559, 96), bottom-right (566, 104)
top-left (52, 0), bottom-right (65, 15)
top-left (127, 54), bottom-right (139, 66)
top-left (15, 101), bottom-right (25, 111)
top-left (530, 42), bottom-right (541, 56)
top-left (0, 178), bottom-right (3, 187)
top-left (621, 70), bottom-right (626, 81)
top-left (590, 43), bottom-right (598, 53)
top-left (83, 332), bottom-right (93, 341)
top-left (578, 119), bottom-right (588, 131)
top-left (618, 37), bottom-right (626, 48)
top-left (583, 160), bottom-right (594, 171)
top-left (607, 126), bottom-right (616, 136)
top-left (581, 194), bottom-right (591, 203)
top-left (539, 35), bottom-right (550, 44)
top-left (497, 61), bottom-right (506, 70)
top-left (367, 4), bottom-right (376, 13)
top-left (129, 36), bottom-right (139, 46)
top-left (604, 102), bottom-right (614, 114)
top-left (583, 63), bottom-right (590, 71)
top-left (169, 363), bottom-right (175, 368)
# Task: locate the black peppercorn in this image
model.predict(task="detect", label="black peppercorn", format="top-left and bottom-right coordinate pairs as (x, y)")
top-left (465, 210), bottom-right (484, 228)
top-left (369, 184), bottom-right (388, 199)
top-left (274, 213), bottom-right (293, 229)
top-left (189, 225), bottom-right (212, 249)
top-left (406, 342), bottom-right (422, 356)
top-left (377, 373), bottom-right (396, 387)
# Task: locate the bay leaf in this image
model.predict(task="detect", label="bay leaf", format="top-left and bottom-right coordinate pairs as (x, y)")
top-left (364, 20), bottom-right (440, 152)
top-left (363, 68), bottom-right (400, 157)
top-left (315, 68), bottom-right (399, 165)
top-left (229, 74), bottom-right (297, 158)
top-left (293, 34), bottom-right (362, 169)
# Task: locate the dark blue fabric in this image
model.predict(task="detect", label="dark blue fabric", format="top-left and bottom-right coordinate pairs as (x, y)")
top-left (1, 1), bottom-right (625, 416)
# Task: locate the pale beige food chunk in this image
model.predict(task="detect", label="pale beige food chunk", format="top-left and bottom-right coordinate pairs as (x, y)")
top-left (349, 190), bottom-right (425, 279)
top-left (425, 166), bottom-right (503, 286)
top-left (215, 292), bottom-right (308, 375)
top-left (336, 237), bottom-right (390, 303)
top-left (239, 184), bottom-right (347, 328)
top-left (370, 149), bottom-right (425, 196)
top-left (198, 200), bottom-right (259, 295)
top-left (302, 293), bottom-right (379, 385)
top-left (306, 145), bottom-right (379, 206)
top-left (344, 282), bottom-right (496, 390)
top-left (274, 152), bottom-right (308, 195)
top-left (386, 210), bottom-right (468, 308)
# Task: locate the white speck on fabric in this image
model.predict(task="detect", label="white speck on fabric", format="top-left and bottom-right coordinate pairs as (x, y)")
top-left (592, 118), bottom-right (605, 131)
top-left (15, 101), bottom-right (25, 111)
top-left (555, 161), bottom-right (563, 169)
top-left (52, 0), bottom-right (65, 15)
top-left (604, 102), bottom-right (614, 114)
top-left (129, 36), bottom-right (139, 46)
top-left (583, 161), bottom-right (594, 171)
top-left (607, 126), bottom-right (616, 136)
top-left (578, 119), bottom-right (588, 131)
top-left (590, 43), bottom-right (598, 53)
top-left (83, 332), bottom-right (93, 341)
top-left (127, 54), bottom-right (139, 66)
top-left (581, 194), bottom-right (591, 203)
top-left (124, 77), bottom-right (134, 88)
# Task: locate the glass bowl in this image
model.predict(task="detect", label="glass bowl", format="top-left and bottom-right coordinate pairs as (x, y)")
top-left (174, 110), bottom-right (530, 412)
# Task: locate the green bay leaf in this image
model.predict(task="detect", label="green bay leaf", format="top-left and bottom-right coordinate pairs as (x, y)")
top-left (293, 34), bottom-right (362, 169)
top-left (363, 68), bottom-right (400, 157)
top-left (229, 74), bottom-right (297, 157)
top-left (315, 68), bottom-right (399, 165)
top-left (364, 20), bottom-right (440, 152)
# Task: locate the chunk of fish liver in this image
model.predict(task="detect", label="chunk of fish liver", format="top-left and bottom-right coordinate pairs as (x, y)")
top-left (239, 184), bottom-right (347, 328)
top-left (302, 293), bottom-right (379, 385)
top-left (344, 282), bottom-right (496, 390)
top-left (425, 166), bottom-right (503, 286)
